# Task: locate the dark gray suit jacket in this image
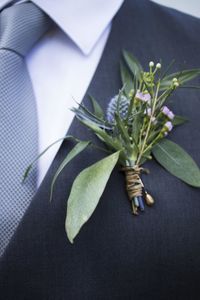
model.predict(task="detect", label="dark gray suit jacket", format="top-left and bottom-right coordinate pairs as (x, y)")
top-left (1, 0), bottom-right (200, 299)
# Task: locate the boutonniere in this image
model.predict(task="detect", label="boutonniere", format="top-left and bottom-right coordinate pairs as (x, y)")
top-left (24, 51), bottom-right (200, 243)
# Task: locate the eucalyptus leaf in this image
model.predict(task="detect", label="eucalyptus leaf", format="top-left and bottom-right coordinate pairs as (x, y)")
top-left (173, 115), bottom-right (188, 126)
top-left (152, 139), bottom-right (200, 187)
top-left (50, 141), bottom-right (91, 202)
top-left (89, 95), bottom-right (104, 119)
top-left (65, 151), bottom-right (120, 243)
top-left (122, 50), bottom-right (143, 81)
top-left (160, 69), bottom-right (200, 90)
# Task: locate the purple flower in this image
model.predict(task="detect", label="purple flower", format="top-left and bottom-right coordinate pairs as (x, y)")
top-left (161, 106), bottom-right (175, 120)
top-left (136, 91), bottom-right (151, 103)
top-left (143, 93), bottom-right (151, 102)
top-left (165, 121), bottom-right (173, 132)
top-left (167, 111), bottom-right (175, 120)
top-left (161, 106), bottom-right (170, 116)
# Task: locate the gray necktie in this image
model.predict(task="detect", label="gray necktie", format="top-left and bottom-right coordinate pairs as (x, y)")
top-left (0, 2), bottom-right (52, 256)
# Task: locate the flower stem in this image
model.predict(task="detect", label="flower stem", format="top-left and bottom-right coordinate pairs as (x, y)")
top-left (136, 81), bottom-right (160, 165)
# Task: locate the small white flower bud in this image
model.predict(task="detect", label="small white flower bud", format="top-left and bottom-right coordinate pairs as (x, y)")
top-left (156, 63), bottom-right (161, 69)
top-left (149, 61), bottom-right (154, 67)
top-left (172, 77), bottom-right (178, 83)
top-left (174, 82), bottom-right (179, 87)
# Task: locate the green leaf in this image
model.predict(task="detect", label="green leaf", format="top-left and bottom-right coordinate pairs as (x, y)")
top-left (173, 115), bottom-right (188, 126)
top-left (89, 95), bottom-right (104, 119)
top-left (80, 119), bottom-right (123, 151)
top-left (160, 69), bottom-right (200, 90)
top-left (179, 85), bottom-right (200, 90)
top-left (120, 61), bottom-right (134, 96)
top-left (114, 113), bottom-right (136, 159)
top-left (132, 114), bottom-right (142, 144)
top-left (22, 135), bottom-right (78, 182)
top-left (115, 113), bottom-right (131, 145)
top-left (160, 59), bottom-right (176, 81)
top-left (65, 151), bottom-right (120, 243)
top-left (72, 102), bottom-right (109, 129)
top-left (50, 141), bottom-right (90, 202)
top-left (152, 139), bottom-right (200, 187)
top-left (122, 50), bottom-right (143, 81)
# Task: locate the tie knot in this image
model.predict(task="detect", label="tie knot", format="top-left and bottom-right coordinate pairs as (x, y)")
top-left (0, 2), bottom-right (53, 57)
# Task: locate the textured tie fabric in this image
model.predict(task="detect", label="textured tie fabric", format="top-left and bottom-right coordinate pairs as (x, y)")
top-left (0, 3), bottom-right (52, 256)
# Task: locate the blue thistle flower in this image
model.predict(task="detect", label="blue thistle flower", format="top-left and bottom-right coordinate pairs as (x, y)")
top-left (106, 95), bottom-right (129, 123)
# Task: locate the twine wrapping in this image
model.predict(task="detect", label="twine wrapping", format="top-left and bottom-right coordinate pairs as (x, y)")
top-left (121, 165), bottom-right (144, 201)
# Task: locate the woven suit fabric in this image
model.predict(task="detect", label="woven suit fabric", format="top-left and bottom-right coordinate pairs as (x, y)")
top-left (1, 1), bottom-right (200, 299)
top-left (0, 2), bottom-right (52, 256)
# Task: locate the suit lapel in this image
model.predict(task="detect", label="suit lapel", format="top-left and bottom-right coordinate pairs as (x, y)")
top-left (0, 0), bottom-right (126, 259)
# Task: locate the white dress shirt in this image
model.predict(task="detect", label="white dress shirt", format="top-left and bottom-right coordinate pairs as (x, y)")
top-left (0, 0), bottom-right (124, 187)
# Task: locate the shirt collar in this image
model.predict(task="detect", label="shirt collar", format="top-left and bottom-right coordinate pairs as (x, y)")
top-left (0, 0), bottom-right (124, 54)
top-left (30, 0), bottom-right (124, 55)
